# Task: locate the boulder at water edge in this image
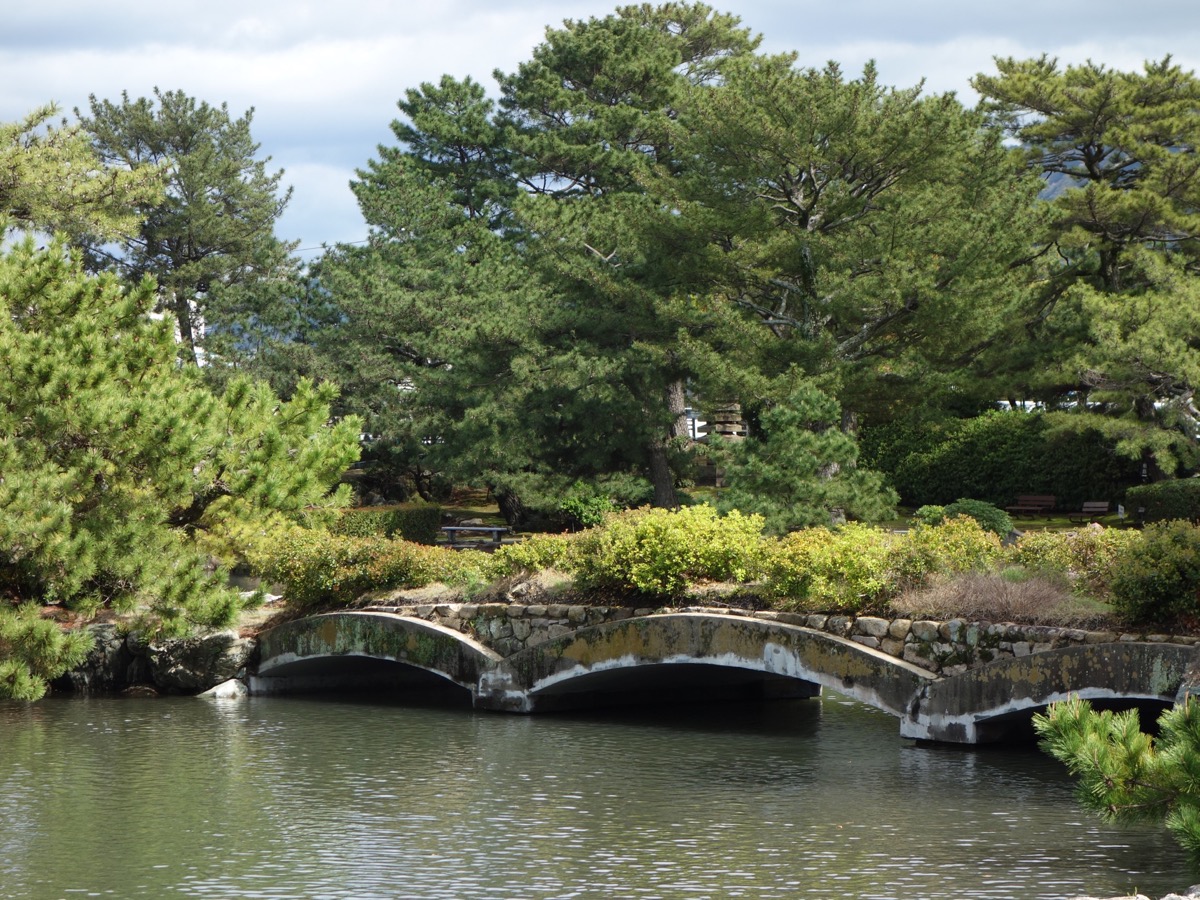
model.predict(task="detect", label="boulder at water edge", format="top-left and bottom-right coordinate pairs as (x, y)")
top-left (147, 630), bottom-right (256, 693)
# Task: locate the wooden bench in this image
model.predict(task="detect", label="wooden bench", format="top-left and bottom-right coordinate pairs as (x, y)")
top-left (1005, 494), bottom-right (1057, 517)
top-left (1068, 501), bottom-right (1110, 524)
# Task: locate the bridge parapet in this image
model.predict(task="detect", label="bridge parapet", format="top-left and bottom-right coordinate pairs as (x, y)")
top-left (478, 613), bottom-right (933, 716)
top-left (361, 601), bottom-right (1199, 678)
top-left (252, 606), bottom-right (1200, 744)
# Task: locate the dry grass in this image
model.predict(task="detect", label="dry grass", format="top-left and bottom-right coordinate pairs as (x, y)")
top-left (889, 570), bottom-right (1116, 628)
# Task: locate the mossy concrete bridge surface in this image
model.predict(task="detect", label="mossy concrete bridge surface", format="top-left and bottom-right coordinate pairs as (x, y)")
top-left (250, 607), bottom-right (1200, 745)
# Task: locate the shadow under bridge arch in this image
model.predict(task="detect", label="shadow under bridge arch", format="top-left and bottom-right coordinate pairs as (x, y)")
top-left (477, 612), bottom-right (935, 716)
top-left (902, 642), bottom-right (1200, 744)
top-left (250, 611), bottom-right (502, 702)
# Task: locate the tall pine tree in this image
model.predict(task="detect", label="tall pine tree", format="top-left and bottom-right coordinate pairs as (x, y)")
top-left (75, 89), bottom-right (298, 366)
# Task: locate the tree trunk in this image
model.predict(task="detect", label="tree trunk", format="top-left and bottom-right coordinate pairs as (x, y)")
top-left (494, 488), bottom-right (526, 529)
top-left (171, 291), bottom-right (200, 367)
top-left (647, 379), bottom-right (688, 508)
top-left (648, 439), bottom-right (678, 508)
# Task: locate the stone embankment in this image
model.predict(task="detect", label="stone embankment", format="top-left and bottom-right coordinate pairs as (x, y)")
top-left (56, 623), bottom-right (256, 696)
top-left (361, 600), bottom-right (1200, 678)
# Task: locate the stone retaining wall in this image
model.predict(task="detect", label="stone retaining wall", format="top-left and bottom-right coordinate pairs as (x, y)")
top-left (362, 602), bottom-right (1199, 678)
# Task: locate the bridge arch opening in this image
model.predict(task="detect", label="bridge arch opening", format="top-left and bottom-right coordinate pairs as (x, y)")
top-left (249, 655), bottom-right (474, 707)
top-left (968, 697), bottom-right (1175, 745)
top-left (526, 661), bottom-right (821, 713)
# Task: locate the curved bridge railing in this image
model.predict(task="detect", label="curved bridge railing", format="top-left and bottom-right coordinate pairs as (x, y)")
top-left (251, 610), bottom-right (1200, 744)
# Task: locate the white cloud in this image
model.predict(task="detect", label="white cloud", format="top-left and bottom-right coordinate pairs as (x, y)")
top-left (276, 162), bottom-right (363, 250)
top-left (6, 0), bottom-right (1200, 250)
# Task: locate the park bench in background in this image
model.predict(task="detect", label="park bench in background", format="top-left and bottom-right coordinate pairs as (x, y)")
top-left (1005, 494), bottom-right (1057, 517)
top-left (1068, 501), bottom-right (1111, 524)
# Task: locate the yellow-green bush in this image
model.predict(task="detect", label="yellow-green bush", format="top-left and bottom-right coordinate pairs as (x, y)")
top-left (257, 528), bottom-right (444, 611)
top-left (888, 516), bottom-right (1004, 589)
top-left (1013, 526), bottom-right (1138, 598)
top-left (490, 533), bottom-right (579, 577)
top-left (573, 505), bottom-right (767, 600)
top-left (766, 524), bottom-right (896, 612)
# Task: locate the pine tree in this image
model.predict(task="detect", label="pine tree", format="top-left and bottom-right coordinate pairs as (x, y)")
top-left (663, 56), bottom-right (1044, 421)
top-left (1035, 695), bottom-right (1200, 864)
top-left (716, 381), bottom-right (897, 534)
top-left (0, 236), bottom-right (359, 646)
top-left (973, 56), bottom-right (1200, 476)
top-left (1, 104), bottom-right (162, 239)
top-left (0, 606), bottom-right (92, 701)
top-left (74, 89), bottom-right (298, 365)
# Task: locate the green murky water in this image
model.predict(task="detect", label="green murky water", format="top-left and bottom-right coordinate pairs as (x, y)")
top-left (0, 691), bottom-right (1189, 898)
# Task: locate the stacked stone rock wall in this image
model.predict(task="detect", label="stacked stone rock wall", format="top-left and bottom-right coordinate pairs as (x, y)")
top-left (363, 602), bottom-right (658, 657)
top-left (363, 602), bottom-right (1199, 677)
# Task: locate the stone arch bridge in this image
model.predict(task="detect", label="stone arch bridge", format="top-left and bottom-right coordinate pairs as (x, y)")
top-left (251, 609), bottom-right (1200, 745)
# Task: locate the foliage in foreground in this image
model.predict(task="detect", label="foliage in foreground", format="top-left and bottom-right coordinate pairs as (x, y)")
top-left (1012, 526), bottom-right (1139, 601)
top-left (0, 237), bottom-right (360, 637)
top-left (246, 499), bottom-right (1200, 628)
top-left (0, 605), bottom-right (94, 701)
top-left (766, 524), bottom-right (897, 612)
top-left (250, 526), bottom-right (497, 612)
top-left (1035, 695), bottom-right (1200, 866)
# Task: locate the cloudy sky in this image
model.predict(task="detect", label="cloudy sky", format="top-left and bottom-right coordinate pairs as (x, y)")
top-left (6, 1), bottom-right (1199, 255)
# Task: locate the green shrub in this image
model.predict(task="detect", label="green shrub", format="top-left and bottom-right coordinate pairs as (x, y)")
top-left (558, 483), bottom-right (619, 529)
top-left (912, 505), bottom-right (946, 527)
top-left (1013, 526), bottom-right (1138, 598)
top-left (913, 499), bottom-right (1013, 535)
top-left (889, 516), bottom-right (1004, 589)
top-left (333, 503), bottom-right (442, 544)
top-left (258, 528), bottom-right (445, 611)
top-left (1126, 480), bottom-right (1200, 524)
top-left (1110, 520), bottom-right (1200, 625)
top-left (573, 505), bottom-right (766, 600)
top-left (766, 524), bottom-right (896, 612)
top-left (491, 533), bottom-right (579, 577)
top-left (944, 499), bottom-right (1012, 536)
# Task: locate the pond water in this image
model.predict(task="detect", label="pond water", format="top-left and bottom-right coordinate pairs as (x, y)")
top-left (0, 691), bottom-right (1190, 899)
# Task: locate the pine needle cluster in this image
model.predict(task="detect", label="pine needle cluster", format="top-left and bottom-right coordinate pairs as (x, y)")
top-left (1035, 695), bottom-right (1200, 863)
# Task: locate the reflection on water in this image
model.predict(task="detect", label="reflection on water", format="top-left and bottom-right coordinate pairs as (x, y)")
top-left (0, 690), bottom-right (1189, 899)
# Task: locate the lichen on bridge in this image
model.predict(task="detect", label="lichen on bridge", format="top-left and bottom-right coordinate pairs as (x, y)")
top-left (251, 606), bottom-right (1200, 744)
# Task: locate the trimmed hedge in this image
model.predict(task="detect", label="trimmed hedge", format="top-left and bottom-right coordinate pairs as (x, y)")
top-left (332, 503), bottom-right (442, 545)
top-left (913, 499), bottom-right (1013, 536)
top-left (862, 410), bottom-right (1141, 508)
top-left (1126, 480), bottom-right (1200, 524)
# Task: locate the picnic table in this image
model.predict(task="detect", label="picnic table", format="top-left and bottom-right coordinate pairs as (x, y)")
top-left (440, 525), bottom-right (511, 549)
